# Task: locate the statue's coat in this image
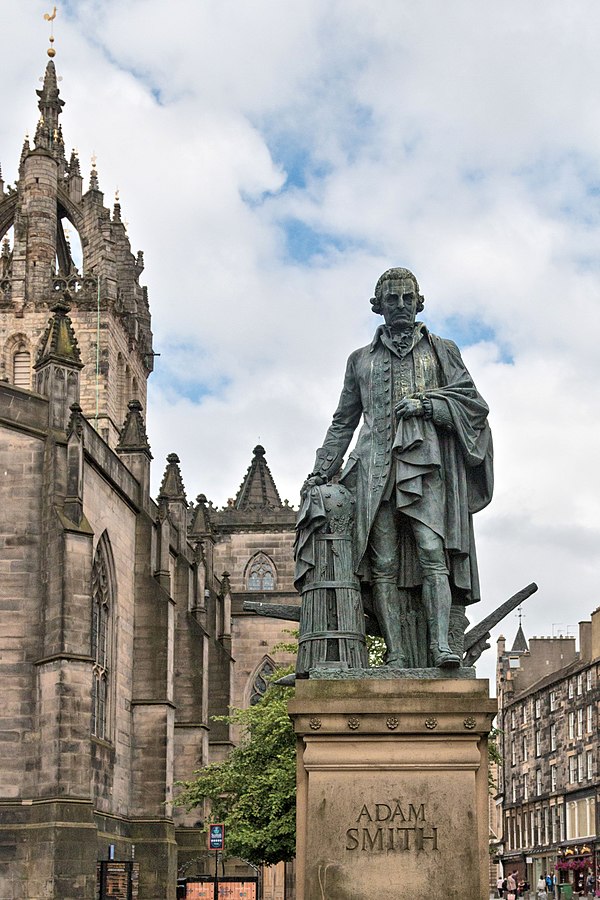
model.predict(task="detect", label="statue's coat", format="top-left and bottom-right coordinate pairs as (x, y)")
top-left (305, 326), bottom-right (493, 605)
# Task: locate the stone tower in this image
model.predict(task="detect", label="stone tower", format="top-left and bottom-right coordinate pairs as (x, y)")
top-left (0, 58), bottom-right (153, 448)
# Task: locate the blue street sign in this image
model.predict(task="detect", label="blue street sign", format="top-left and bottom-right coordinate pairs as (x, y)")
top-left (208, 824), bottom-right (225, 851)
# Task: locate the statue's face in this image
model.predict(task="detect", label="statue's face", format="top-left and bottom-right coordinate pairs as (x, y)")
top-left (380, 277), bottom-right (418, 330)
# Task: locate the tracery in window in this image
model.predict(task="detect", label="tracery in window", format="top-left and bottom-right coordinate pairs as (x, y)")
top-left (249, 658), bottom-right (276, 705)
top-left (246, 552), bottom-right (276, 591)
top-left (91, 533), bottom-right (115, 740)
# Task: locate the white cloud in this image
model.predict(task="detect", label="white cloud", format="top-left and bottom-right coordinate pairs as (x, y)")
top-left (3, 0), bottom-right (600, 685)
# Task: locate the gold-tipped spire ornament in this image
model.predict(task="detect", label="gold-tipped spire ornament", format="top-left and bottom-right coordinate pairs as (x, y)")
top-left (44, 7), bottom-right (58, 58)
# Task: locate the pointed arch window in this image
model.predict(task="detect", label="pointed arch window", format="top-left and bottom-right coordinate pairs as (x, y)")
top-left (249, 658), bottom-right (276, 705)
top-left (246, 552), bottom-right (276, 591)
top-left (91, 534), bottom-right (115, 740)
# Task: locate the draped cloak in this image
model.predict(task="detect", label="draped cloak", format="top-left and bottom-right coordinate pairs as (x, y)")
top-left (295, 324), bottom-right (493, 607)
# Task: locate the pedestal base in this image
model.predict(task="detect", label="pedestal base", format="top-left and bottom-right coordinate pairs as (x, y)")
top-left (288, 678), bottom-right (496, 900)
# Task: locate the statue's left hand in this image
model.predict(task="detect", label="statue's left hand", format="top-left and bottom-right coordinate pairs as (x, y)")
top-left (300, 473), bottom-right (326, 499)
top-left (395, 398), bottom-right (424, 419)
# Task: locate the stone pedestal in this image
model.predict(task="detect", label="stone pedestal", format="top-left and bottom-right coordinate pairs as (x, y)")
top-left (288, 677), bottom-right (496, 900)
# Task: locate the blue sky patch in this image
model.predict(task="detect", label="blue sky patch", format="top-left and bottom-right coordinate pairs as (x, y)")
top-left (440, 315), bottom-right (514, 365)
top-left (282, 218), bottom-right (364, 264)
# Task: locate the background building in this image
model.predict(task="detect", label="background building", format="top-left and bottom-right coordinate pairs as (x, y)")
top-left (496, 613), bottom-right (600, 893)
top-left (0, 57), bottom-right (297, 900)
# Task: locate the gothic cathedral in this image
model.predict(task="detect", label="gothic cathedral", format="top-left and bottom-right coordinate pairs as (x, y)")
top-left (0, 57), bottom-right (297, 900)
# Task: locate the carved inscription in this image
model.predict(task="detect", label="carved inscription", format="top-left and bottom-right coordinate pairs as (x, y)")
top-left (345, 801), bottom-right (438, 853)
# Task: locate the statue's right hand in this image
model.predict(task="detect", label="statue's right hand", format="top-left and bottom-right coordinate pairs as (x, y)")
top-left (300, 473), bottom-right (326, 498)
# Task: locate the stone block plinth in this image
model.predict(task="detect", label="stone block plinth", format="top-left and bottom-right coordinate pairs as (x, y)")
top-left (288, 677), bottom-right (496, 900)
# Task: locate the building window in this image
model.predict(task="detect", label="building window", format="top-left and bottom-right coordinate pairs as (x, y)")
top-left (246, 553), bottom-right (276, 591)
top-left (551, 764), bottom-right (557, 792)
top-left (577, 674), bottom-right (583, 696)
top-left (12, 349), bottom-right (31, 388)
top-left (550, 723), bottom-right (557, 752)
top-left (569, 711), bottom-right (575, 739)
top-left (558, 804), bottom-right (565, 841)
top-left (512, 777), bottom-right (516, 803)
top-left (569, 756), bottom-right (577, 784)
top-left (249, 657), bottom-right (276, 705)
top-left (91, 534), bottom-right (114, 740)
top-left (586, 704), bottom-right (593, 733)
top-left (523, 736), bottom-right (528, 761)
top-left (587, 750), bottom-right (593, 781)
top-left (569, 680), bottom-right (574, 699)
top-left (586, 669), bottom-right (592, 691)
top-left (535, 730), bottom-right (541, 757)
top-left (511, 710), bottom-right (516, 730)
top-left (511, 740), bottom-right (516, 766)
top-left (535, 698), bottom-right (541, 718)
top-left (577, 753), bottom-right (584, 783)
top-left (549, 689), bottom-right (557, 711)
top-left (536, 769), bottom-right (542, 795)
top-left (577, 707), bottom-right (583, 739)
top-left (522, 702), bottom-right (528, 724)
top-left (566, 797), bottom-right (596, 840)
top-left (523, 772), bottom-right (529, 801)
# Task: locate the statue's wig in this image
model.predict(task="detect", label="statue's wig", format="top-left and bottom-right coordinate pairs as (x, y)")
top-left (370, 267), bottom-right (425, 316)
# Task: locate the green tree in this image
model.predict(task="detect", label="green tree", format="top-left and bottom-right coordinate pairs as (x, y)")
top-left (175, 676), bottom-right (296, 866)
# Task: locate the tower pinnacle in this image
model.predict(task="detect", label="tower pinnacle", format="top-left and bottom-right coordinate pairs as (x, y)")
top-left (36, 60), bottom-right (64, 137)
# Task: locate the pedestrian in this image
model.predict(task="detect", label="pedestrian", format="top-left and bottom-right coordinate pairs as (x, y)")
top-left (498, 875), bottom-right (506, 898)
top-left (546, 874), bottom-right (554, 896)
top-left (537, 875), bottom-right (547, 898)
top-left (587, 873), bottom-right (595, 897)
top-left (507, 871), bottom-right (517, 900)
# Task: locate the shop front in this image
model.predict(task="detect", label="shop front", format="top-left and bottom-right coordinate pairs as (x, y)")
top-left (555, 844), bottom-right (595, 894)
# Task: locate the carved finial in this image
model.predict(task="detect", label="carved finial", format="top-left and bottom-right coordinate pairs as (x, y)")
top-left (117, 399), bottom-right (152, 455)
top-left (34, 116), bottom-right (49, 150)
top-left (221, 572), bottom-right (231, 595)
top-left (35, 298), bottom-right (83, 367)
top-left (89, 156), bottom-right (99, 191)
top-left (68, 148), bottom-right (81, 176)
top-left (189, 493), bottom-right (212, 536)
top-left (158, 453), bottom-right (187, 501)
top-left (113, 190), bottom-right (121, 222)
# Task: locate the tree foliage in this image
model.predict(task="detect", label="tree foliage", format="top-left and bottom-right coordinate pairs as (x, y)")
top-left (175, 678), bottom-right (296, 867)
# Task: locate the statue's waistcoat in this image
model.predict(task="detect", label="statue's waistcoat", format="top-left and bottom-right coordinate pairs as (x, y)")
top-left (346, 334), bottom-right (443, 565)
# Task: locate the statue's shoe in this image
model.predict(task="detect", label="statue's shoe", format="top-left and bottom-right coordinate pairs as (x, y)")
top-left (432, 648), bottom-right (461, 669)
top-left (385, 652), bottom-right (406, 667)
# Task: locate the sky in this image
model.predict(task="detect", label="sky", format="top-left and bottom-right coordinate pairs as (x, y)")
top-left (2, 0), bottom-right (600, 686)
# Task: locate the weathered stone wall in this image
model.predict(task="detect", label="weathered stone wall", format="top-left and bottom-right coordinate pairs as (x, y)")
top-left (213, 528), bottom-right (298, 713)
top-left (0, 419), bottom-right (45, 798)
top-left (83, 463), bottom-right (137, 815)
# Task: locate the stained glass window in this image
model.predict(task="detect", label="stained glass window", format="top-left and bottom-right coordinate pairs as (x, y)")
top-left (91, 536), bottom-right (113, 739)
top-left (246, 553), bottom-right (276, 591)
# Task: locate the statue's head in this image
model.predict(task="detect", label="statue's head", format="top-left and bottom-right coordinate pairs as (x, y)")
top-left (370, 267), bottom-right (425, 318)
